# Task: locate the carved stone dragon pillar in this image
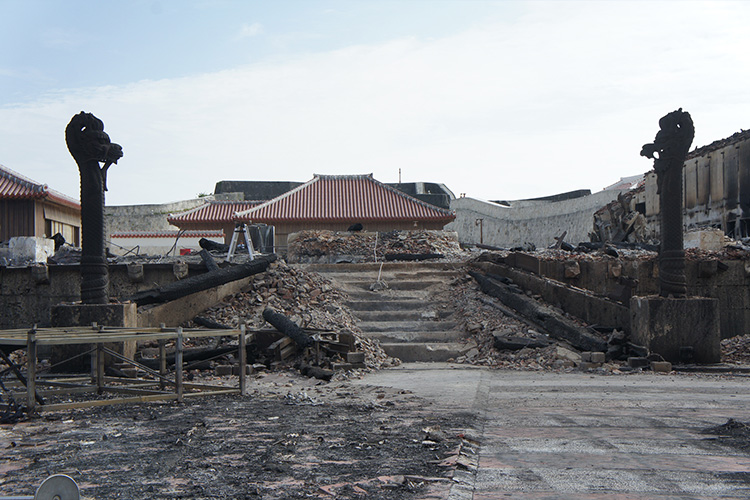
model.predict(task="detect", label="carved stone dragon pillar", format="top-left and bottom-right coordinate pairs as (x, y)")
top-left (640, 108), bottom-right (694, 298)
top-left (65, 112), bottom-right (123, 304)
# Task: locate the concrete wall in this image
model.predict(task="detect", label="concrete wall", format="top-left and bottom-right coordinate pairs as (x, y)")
top-left (0, 263), bottom-right (209, 329)
top-left (105, 198), bottom-right (210, 238)
top-left (447, 189), bottom-right (629, 249)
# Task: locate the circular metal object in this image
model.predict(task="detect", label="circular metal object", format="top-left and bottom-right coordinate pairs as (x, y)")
top-left (34, 475), bottom-right (79, 500)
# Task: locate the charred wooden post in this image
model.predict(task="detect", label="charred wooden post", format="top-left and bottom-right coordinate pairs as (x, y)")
top-left (640, 108), bottom-right (694, 298)
top-left (199, 249), bottom-right (220, 272)
top-left (262, 308), bottom-right (313, 348)
top-left (65, 112), bottom-right (123, 304)
top-left (176, 328), bottom-right (184, 403)
top-left (298, 362), bottom-right (334, 381)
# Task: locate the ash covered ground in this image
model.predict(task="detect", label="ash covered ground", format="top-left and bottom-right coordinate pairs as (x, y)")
top-left (2, 373), bottom-right (471, 499)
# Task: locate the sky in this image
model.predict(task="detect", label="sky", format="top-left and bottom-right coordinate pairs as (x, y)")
top-left (1, 0), bottom-right (750, 206)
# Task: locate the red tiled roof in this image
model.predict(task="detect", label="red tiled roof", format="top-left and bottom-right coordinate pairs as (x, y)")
top-left (111, 230), bottom-right (224, 239)
top-left (0, 164), bottom-right (80, 210)
top-left (235, 174), bottom-right (455, 223)
top-left (167, 200), bottom-right (260, 226)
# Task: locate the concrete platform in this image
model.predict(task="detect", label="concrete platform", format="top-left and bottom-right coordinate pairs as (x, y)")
top-left (379, 342), bottom-right (468, 362)
top-left (356, 364), bottom-right (750, 498)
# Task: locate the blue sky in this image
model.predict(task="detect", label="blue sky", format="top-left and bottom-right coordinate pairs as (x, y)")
top-left (1, 1), bottom-right (750, 205)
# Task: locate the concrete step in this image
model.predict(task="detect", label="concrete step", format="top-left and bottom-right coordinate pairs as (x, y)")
top-left (346, 299), bottom-right (440, 310)
top-left (307, 262), bottom-right (468, 364)
top-left (305, 262), bottom-right (463, 274)
top-left (365, 330), bottom-right (465, 343)
top-left (346, 292), bottom-right (429, 301)
top-left (325, 271), bottom-right (461, 282)
top-left (335, 279), bottom-right (443, 291)
top-left (353, 309), bottom-right (454, 321)
top-left (380, 342), bottom-right (467, 362)
top-left (358, 320), bottom-right (458, 333)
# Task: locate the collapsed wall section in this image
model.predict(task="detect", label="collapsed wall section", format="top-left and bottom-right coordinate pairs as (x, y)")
top-left (480, 249), bottom-right (750, 340)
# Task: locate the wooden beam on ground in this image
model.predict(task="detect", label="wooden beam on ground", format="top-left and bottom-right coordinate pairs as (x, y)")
top-left (469, 270), bottom-right (608, 352)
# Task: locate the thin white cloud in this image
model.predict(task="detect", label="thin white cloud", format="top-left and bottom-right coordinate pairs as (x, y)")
top-left (237, 22), bottom-right (264, 40)
top-left (41, 28), bottom-right (85, 50)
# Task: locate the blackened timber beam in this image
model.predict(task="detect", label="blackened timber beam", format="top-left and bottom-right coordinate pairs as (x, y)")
top-left (469, 270), bottom-right (607, 352)
top-left (262, 308), bottom-right (313, 348)
top-left (127, 254), bottom-right (276, 306)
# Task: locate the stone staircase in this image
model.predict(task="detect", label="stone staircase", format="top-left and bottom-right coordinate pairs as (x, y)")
top-left (304, 262), bottom-right (469, 362)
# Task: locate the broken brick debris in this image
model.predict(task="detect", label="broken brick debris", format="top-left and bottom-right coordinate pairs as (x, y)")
top-left (187, 260), bottom-right (398, 371)
top-left (287, 229), bottom-right (464, 263)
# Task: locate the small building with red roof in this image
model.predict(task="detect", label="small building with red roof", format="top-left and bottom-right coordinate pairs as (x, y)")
top-left (234, 174), bottom-right (456, 249)
top-left (0, 164), bottom-right (81, 245)
top-left (167, 200), bottom-right (261, 243)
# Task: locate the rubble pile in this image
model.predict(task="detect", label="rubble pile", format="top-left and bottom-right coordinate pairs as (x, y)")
top-left (591, 184), bottom-right (651, 244)
top-left (193, 261), bottom-right (398, 369)
top-left (685, 245), bottom-right (750, 261)
top-left (287, 229), bottom-right (464, 263)
top-left (437, 273), bottom-right (564, 369)
top-left (721, 334), bottom-right (750, 365)
top-left (449, 266), bottom-right (750, 370)
top-left (529, 247), bottom-right (657, 263)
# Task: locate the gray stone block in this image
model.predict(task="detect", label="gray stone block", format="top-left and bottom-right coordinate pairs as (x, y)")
top-left (628, 357), bottom-right (650, 368)
top-left (215, 365), bottom-right (233, 376)
top-left (590, 352), bottom-right (606, 363)
top-left (651, 361), bottom-right (673, 373)
top-left (630, 296), bottom-right (720, 363)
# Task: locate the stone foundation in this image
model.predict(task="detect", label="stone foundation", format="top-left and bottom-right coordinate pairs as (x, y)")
top-left (49, 302), bottom-right (137, 370)
top-left (630, 296), bottom-right (720, 363)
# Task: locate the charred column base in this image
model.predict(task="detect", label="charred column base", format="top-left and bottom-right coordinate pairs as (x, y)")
top-left (630, 296), bottom-right (720, 363)
top-left (48, 302), bottom-right (137, 371)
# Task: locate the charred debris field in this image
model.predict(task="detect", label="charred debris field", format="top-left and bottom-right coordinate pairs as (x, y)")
top-left (2, 374), bottom-right (472, 500)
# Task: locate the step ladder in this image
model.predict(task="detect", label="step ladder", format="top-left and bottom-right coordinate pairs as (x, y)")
top-left (227, 223), bottom-right (255, 261)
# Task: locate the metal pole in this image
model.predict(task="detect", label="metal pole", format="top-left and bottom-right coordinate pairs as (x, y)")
top-left (96, 343), bottom-right (105, 394)
top-left (239, 325), bottom-right (247, 396)
top-left (175, 328), bottom-right (184, 403)
top-left (26, 329), bottom-right (37, 414)
top-left (159, 323), bottom-right (167, 391)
